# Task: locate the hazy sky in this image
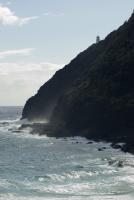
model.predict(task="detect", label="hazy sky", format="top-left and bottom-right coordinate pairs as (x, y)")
top-left (0, 0), bottom-right (134, 106)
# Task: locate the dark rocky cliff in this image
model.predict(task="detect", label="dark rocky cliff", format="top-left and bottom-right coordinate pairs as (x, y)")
top-left (22, 13), bottom-right (134, 148)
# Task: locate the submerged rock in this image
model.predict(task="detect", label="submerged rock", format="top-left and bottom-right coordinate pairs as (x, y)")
top-left (108, 159), bottom-right (124, 168)
top-left (117, 161), bottom-right (124, 168)
top-left (98, 148), bottom-right (103, 152)
top-left (98, 147), bottom-right (107, 151)
top-left (87, 141), bottom-right (93, 144)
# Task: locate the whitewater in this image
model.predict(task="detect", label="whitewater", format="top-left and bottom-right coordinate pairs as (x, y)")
top-left (0, 107), bottom-right (134, 200)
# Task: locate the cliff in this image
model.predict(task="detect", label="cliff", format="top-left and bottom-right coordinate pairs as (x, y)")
top-left (22, 37), bottom-right (106, 121)
top-left (22, 13), bottom-right (134, 150)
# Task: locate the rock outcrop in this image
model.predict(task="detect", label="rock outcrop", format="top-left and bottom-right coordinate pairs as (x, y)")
top-left (22, 12), bottom-right (134, 150)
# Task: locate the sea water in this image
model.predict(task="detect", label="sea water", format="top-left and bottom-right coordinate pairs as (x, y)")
top-left (0, 106), bottom-right (134, 200)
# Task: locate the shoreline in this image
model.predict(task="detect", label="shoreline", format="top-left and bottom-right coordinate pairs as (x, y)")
top-left (18, 122), bottom-right (134, 155)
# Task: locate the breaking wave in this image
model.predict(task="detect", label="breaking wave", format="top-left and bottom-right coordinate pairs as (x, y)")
top-left (0, 107), bottom-right (134, 199)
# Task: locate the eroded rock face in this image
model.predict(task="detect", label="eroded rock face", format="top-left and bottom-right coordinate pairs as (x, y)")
top-left (22, 12), bottom-right (134, 147)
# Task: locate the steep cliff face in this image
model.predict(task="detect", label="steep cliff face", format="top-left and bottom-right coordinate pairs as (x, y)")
top-left (23, 13), bottom-right (134, 141)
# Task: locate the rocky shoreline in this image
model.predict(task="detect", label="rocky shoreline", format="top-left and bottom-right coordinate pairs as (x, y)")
top-left (18, 122), bottom-right (134, 154)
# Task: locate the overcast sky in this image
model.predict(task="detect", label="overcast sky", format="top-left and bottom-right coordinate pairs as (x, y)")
top-left (0, 0), bottom-right (134, 106)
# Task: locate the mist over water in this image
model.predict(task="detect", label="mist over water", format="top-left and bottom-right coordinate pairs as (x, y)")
top-left (0, 107), bottom-right (134, 200)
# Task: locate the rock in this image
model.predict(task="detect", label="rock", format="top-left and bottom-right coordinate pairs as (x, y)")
top-left (98, 148), bottom-right (104, 152)
top-left (87, 141), bottom-right (93, 144)
top-left (117, 161), bottom-right (124, 168)
top-left (108, 159), bottom-right (124, 168)
top-left (111, 143), bottom-right (124, 150)
top-left (22, 12), bottom-right (134, 154)
top-left (108, 159), bottom-right (117, 166)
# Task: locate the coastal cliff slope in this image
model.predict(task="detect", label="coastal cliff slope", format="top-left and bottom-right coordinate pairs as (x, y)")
top-left (22, 13), bottom-right (134, 146)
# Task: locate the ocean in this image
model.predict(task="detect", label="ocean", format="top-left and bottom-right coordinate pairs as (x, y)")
top-left (0, 106), bottom-right (134, 200)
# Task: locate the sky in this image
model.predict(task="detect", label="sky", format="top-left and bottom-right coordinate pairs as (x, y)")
top-left (0, 0), bottom-right (134, 106)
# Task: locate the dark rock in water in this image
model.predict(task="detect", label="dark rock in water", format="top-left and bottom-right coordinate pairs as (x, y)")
top-left (120, 142), bottom-right (134, 154)
top-left (19, 123), bottom-right (70, 137)
top-left (98, 147), bottom-right (107, 151)
top-left (117, 161), bottom-right (124, 168)
top-left (87, 141), bottom-right (93, 144)
top-left (102, 147), bottom-right (107, 150)
top-left (98, 148), bottom-right (103, 151)
top-left (108, 159), bottom-right (117, 166)
top-left (111, 143), bottom-right (123, 149)
top-left (22, 12), bottom-right (134, 153)
top-left (108, 159), bottom-right (124, 168)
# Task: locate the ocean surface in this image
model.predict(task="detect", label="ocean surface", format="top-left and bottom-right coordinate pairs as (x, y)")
top-left (0, 107), bottom-right (134, 200)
